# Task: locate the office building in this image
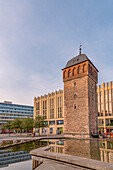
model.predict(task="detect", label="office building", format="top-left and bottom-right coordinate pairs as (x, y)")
top-left (34, 90), bottom-right (64, 134)
top-left (0, 101), bottom-right (33, 132)
top-left (97, 82), bottom-right (113, 135)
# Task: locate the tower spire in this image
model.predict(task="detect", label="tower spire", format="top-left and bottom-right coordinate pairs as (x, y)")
top-left (79, 44), bottom-right (82, 55)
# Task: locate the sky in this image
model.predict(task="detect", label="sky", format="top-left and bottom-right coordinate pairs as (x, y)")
top-left (0, 0), bottom-right (113, 106)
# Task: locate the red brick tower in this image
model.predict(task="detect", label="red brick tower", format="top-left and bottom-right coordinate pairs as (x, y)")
top-left (62, 47), bottom-right (98, 138)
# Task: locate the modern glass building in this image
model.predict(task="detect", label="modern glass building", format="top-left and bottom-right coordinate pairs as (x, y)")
top-left (0, 101), bottom-right (34, 132)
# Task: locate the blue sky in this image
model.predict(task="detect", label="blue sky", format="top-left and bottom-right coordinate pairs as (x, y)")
top-left (0, 0), bottom-right (113, 105)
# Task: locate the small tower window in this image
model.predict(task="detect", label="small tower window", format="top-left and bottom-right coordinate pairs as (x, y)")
top-left (73, 67), bottom-right (76, 76)
top-left (63, 71), bottom-right (66, 79)
top-left (74, 104), bottom-right (76, 109)
top-left (74, 82), bottom-right (76, 87)
top-left (83, 64), bottom-right (86, 73)
top-left (77, 66), bottom-right (81, 74)
top-left (68, 69), bottom-right (71, 77)
top-left (74, 94), bottom-right (77, 99)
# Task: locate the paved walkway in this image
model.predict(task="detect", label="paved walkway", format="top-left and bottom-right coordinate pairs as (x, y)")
top-left (0, 134), bottom-right (64, 142)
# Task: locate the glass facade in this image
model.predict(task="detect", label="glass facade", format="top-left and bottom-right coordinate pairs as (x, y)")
top-left (0, 102), bottom-right (34, 125)
top-left (49, 121), bottom-right (55, 125)
top-left (57, 120), bottom-right (63, 125)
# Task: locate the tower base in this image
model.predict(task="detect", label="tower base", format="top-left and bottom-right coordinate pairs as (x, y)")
top-left (64, 133), bottom-right (91, 139)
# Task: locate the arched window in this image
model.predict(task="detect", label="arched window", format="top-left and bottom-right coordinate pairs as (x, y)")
top-left (74, 82), bottom-right (76, 87)
top-left (68, 69), bottom-right (71, 77)
top-left (83, 64), bottom-right (86, 73)
top-left (77, 66), bottom-right (81, 74)
top-left (72, 67), bottom-right (76, 76)
top-left (63, 71), bottom-right (66, 79)
top-left (74, 94), bottom-right (77, 99)
top-left (74, 104), bottom-right (76, 109)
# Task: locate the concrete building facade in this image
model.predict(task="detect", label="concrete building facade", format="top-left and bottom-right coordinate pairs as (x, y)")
top-left (34, 90), bottom-right (64, 134)
top-left (97, 81), bottom-right (113, 135)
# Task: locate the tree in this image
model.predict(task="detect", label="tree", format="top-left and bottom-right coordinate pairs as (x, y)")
top-left (2, 121), bottom-right (12, 136)
top-left (33, 115), bottom-right (48, 136)
top-left (21, 118), bottom-right (33, 135)
top-left (11, 118), bottom-right (22, 134)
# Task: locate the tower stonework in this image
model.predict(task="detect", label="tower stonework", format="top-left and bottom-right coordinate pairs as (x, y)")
top-left (62, 53), bottom-right (98, 138)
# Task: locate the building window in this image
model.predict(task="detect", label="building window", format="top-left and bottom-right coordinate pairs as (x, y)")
top-left (100, 92), bottom-right (103, 103)
top-left (109, 103), bottom-right (112, 116)
top-left (43, 110), bottom-right (47, 119)
top-left (58, 97), bottom-right (62, 118)
top-left (36, 111), bottom-right (40, 116)
top-left (74, 104), bottom-right (76, 109)
top-left (77, 66), bottom-right (81, 74)
top-left (97, 93), bottom-right (100, 103)
top-left (49, 121), bottom-right (55, 125)
top-left (58, 107), bottom-right (62, 118)
top-left (50, 98), bottom-right (54, 119)
top-left (108, 90), bottom-right (111, 101)
top-left (50, 98), bottom-right (54, 108)
top-left (50, 109), bottom-right (54, 119)
top-left (43, 101), bottom-right (44, 109)
top-left (104, 91), bottom-right (107, 102)
top-left (100, 104), bottom-right (103, 116)
top-left (68, 69), bottom-right (71, 77)
top-left (98, 119), bottom-right (104, 126)
top-left (43, 100), bottom-right (47, 109)
top-left (63, 71), bottom-right (66, 79)
top-left (74, 82), bottom-right (76, 87)
top-left (110, 119), bottom-right (113, 126)
top-left (98, 105), bottom-right (100, 116)
top-left (105, 103), bottom-right (108, 116)
top-left (57, 120), bottom-right (64, 125)
top-left (74, 94), bottom-right (77, 99)
top-left (106, 119), bottom-right (109, 126)
top-left (112, 90), bottom-right (113, 101)
top-left (44, 121), bottom-right (48, 126)
top-left (36, 102), bottom-right (40, 110)
top-left (83, 64), bottom-right (86, 73)
top-left (73, 68), bottom-right (76, 76)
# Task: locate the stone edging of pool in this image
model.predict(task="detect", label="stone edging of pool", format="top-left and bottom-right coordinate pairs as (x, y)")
top-left (30, 146), bottom-right (113, 170)
top-left (0, 136), bottom-right (112, 150)
top-left (0, 135), bottom-right (65, 149)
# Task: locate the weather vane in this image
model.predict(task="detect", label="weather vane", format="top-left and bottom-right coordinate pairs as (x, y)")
top-left (79, 44), bottom-right (82, 55)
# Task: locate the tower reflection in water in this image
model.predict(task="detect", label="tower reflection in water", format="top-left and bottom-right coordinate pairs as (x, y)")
top-left (32, 139), bottom-right (113, 169)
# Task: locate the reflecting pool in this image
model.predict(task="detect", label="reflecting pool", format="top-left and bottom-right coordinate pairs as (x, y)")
top-left (49, 139), bottom-right (113, 163)
top-left (0, 140), bottom-right (47, 169)
top-left (0, 139), bottom-right (113, 169)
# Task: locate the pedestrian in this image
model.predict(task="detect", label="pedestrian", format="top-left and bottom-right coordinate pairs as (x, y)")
top-left (33, 131), bottom-right (35, 137)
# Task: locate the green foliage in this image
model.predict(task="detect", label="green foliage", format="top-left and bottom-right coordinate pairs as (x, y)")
top-left (2, 118), bottom-right (34, 135)
top-left (110, 122), bottom-right (113, 126)
top-left (2, 121), bottom-right (12, 130)
top-left (21, 118), bottom-right (33, 132)
top-left (11, 118), bottom-right (22, 130)
top-left (33, 115), bottom-right (48, 135)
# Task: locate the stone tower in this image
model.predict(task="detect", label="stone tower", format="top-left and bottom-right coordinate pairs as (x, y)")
top-left (62, 48), bottom-right (98, 138)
